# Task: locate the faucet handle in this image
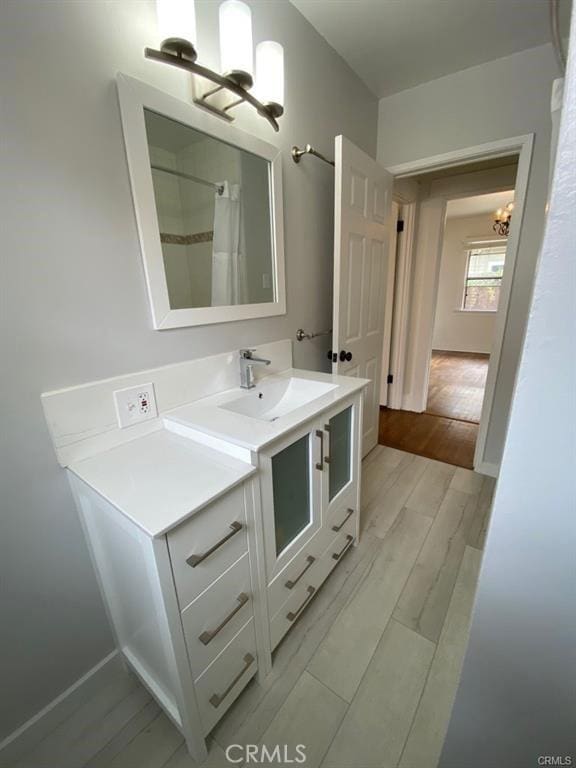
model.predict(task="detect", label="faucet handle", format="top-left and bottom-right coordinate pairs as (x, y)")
top-left (239, 348), bottom-right (256, 359)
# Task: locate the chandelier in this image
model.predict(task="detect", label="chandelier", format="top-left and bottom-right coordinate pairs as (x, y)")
top-left (493, 202), bottom-right (514, 236)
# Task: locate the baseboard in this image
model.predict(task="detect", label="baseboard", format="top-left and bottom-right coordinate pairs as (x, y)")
top-left (475, 461), bottom-right (499, 478)
top-left (432, 349), bottom-right (491, 358)
top-left (0, 650), bottom-right (125, 764)
top-left (400, 394), bottom-right (425, 413)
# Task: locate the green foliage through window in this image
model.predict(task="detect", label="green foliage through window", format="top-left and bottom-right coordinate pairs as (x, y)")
top-left (463, 245), bottom-right (506, 311)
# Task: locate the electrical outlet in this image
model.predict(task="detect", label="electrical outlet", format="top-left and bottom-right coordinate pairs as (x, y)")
top-left (113, 383), bottom-right (158, 429)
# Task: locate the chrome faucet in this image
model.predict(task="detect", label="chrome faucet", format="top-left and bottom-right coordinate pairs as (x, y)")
top-left (239, 349), bottom-right (271, 389)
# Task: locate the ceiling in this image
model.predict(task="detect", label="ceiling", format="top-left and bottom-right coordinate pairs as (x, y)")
top-left (290, 0), bottom-right (571, 97)
top-left (446, 190), bottom-right (515, 219)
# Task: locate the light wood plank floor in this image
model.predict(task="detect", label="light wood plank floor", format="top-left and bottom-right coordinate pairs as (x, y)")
top-left (12, 449), bottom-right (494, 768)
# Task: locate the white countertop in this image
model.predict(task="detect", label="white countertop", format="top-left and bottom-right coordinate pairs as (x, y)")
top-left (69, 429), bottom-right (256, 538)
top-left (164, 368), bottom-right (369, 452)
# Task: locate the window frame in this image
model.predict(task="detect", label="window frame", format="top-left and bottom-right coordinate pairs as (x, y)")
top-left (460, 242), bottom-right (507, 313)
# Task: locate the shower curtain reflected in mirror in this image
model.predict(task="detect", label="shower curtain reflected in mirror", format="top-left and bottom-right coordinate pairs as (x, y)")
top-left (211, 182), bottom-right (247, 306)
top-left (144, 109), bottom-right (275, 312)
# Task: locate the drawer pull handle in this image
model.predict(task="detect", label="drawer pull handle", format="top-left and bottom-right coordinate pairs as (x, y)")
top-left (198, 592), bottom-right (250, 645)
top-left (332, 508), bottom-right (355, 532)
top-left (286, 585), bottom-right (316, 622)
top-left (285, 555), bottom-right (315, 589)
top-left (315, 430), bottom-right (324, 471)
top-left (324, 424), bottom-right (331, 464)
top-left (332, 534), bottom-right (354, 561)
top-left (209, 653), bottom-right (255, 709)
top-left (186, 521), bottom-right (243, 568)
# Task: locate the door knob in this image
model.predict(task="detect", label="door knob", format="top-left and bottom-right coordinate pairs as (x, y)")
top-left (327, 350), bottom-right (337, 363)
top-left (339, 350), bottom-right (353, 362)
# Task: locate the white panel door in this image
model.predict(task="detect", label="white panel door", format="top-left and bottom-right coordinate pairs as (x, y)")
top-left (332, 135), bottom-right (394, 456)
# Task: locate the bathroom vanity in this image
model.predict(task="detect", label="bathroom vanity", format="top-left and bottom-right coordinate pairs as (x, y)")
top-left (47, 351), bottom-right (367, 762)
top-left (38, 72), bottom-right (374, 763)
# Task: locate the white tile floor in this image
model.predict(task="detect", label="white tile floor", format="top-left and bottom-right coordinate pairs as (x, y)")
top-left (12, 447), bottom-right (494, 768)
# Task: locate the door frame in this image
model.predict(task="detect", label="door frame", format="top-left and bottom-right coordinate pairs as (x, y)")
top-left (386, 134), bottom-right (534, 476)
top-left (386, 192), bottom-right (418, 410)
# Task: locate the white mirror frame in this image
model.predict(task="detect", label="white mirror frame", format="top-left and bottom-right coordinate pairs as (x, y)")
top-left (116, 73), bottom-right (286, 329)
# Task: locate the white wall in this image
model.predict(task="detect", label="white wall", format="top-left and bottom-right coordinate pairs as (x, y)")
top-left (0, 0), bottom-right (377, 740)
top-left (377, 43), bottom-right (560, 466)
top-left (432, 213), bottom-right (501, 354)
top-left (440, 12), bottom-right (576, 764)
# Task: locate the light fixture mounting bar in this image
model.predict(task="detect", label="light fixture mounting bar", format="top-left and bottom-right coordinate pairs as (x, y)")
top-left (144, 47), bottom-right (281, 131)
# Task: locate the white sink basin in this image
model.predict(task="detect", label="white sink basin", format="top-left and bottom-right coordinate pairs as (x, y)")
top-left (220, 377), bottom-right (338, 422)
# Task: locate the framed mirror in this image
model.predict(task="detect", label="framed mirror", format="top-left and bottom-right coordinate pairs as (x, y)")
top-left (117, 74), bottom-right (286, 329)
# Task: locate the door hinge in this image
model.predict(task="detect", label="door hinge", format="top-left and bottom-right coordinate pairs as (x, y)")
top-left (396, 220), bottom-right (404, 233)
top-left (387, 373), bottom-right (394, 384)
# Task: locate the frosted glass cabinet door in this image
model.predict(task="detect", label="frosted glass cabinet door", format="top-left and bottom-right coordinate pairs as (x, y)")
top-left (272, 435), bottom-right (311, 555)
top-left (328, 406), bottom-right (353, 501)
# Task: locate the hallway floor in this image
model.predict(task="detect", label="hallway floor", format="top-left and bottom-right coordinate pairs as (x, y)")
top-left (14, 449), bottom-right (494, 768)
top-left (379, 351), bottom-right (490, 469)
top-left (427, 351), bottom-right (489, 423)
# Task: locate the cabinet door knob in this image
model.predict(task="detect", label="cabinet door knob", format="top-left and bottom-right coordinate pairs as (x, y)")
top-left (339, 350), bottom-right (353, 362)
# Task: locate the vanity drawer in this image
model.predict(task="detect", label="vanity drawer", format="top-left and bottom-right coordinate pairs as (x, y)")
top-left (168, 485), bottom-right (248, 610)
top-left (194, 619), bottom-right (257, 735)
top-left (267, 529), bottom-right (324, 619)
top-left (269, 511), bottom-right (357, 651)
top-left (316, 512), bottom-right (356, 585)
top-left (182, 552), bottom-right (253, 680)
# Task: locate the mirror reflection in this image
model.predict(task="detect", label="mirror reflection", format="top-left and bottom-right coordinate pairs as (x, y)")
top-left (144, 110), bottom-right (275, 309)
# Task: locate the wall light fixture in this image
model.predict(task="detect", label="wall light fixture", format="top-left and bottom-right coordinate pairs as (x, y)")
top-left (146, 0), bottom-right (284, 131)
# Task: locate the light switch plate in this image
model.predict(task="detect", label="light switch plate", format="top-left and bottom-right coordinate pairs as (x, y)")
top-left (113, 382), bottom-right (158, 429)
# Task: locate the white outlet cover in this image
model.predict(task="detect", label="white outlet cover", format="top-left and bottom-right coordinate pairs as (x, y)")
top-left (113, 382), bottom-right (158, 429)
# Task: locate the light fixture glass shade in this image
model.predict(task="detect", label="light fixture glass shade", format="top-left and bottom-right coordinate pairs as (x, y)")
top-left (255, 41), bottom-right (284, 107)
top-left (219, 0), bottom-right (254, 78)
top-left (156, 0), bottom-right (197, 46)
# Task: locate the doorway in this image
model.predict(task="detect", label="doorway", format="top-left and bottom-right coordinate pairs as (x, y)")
top-left (378, 137), bottom-right (531, 473)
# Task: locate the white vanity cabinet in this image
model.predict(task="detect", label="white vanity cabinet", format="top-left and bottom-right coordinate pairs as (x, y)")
top-left (54, 367), bottom-right (368, 763)
top-left (259, 394), bottom-right (362, 649)
top-left (66, 432), bottom-right (263, 764)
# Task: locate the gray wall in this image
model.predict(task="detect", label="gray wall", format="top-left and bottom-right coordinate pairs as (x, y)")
top-left (0, 0), bottom-right (376, 739)
top-left (377, 43), bottom-right (559, 467)
top-left (440, 15), bottom-right (576, 764)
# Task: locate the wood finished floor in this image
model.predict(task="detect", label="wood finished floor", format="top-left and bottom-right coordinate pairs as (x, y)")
top-left (426, 351), bottom-right (489, 423)
top-left (379, 351), bottom-right (490, 470)
top-left (12, 449), bottom-right (494, 768)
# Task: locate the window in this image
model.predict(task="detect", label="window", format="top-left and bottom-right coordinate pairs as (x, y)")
top-left (462, 245), bottom-right (506, 311)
